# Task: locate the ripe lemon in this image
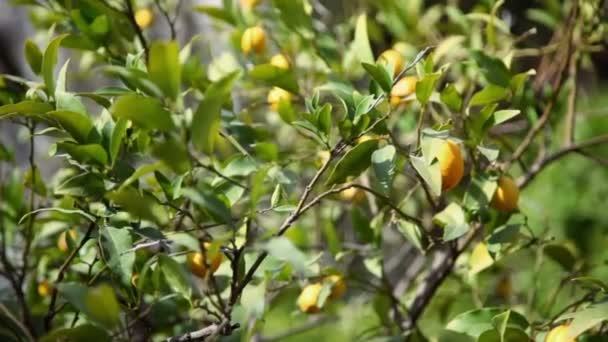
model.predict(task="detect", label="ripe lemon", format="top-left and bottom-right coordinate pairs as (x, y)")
top-left (37, 280), bottom-right (52, 297)
top-left (390, 76), bottom-right (418, 106)
top-left (241, 26), bottom-right (266, 55)
top-left (491, 176), bottom-right (519, 212)
top-left (267, 87), bottom-right (292, 111)
top-left (135, 8), bottom-right (154, 29)
top-left (325, 275), bottom-right (346, 299)
top-left (297, 283), bottom-right (322, 313)
top-left (316, 150), bottom-right (330, 166)
top-left (57, 229), bottom-right (77, 253)
top-left (437, 140), bottom-right (464, 190)
top-left (270, 53), bottom-right (290, 70)
top-left (339, 187), bottom-right (366, 204)
top-left (240, 0), bottom-right (261, 10)
top-left (187, 242), bottom-right (223, 278)
top-left (546, 324), bottom-right (575, 342)
top-left (378, 49), bottom-right (405, 77)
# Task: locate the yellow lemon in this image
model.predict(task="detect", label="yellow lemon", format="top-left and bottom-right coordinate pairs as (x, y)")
top-left (240, 0), bottom-right (261, 10)
top-left (339, 187), bottom-right (366, 204)
top-left (37, 280), bottom-right (52, 297)
top-left (57, 229), bottom-right (77, 253)
top-left (187, 242), bottom-right (223, 278)
top-left (241, 26), bottom-right (267, 55)
top-left (316, 150), bottom-right (330, 166)
top-left (325, 275), bottom-right (346, 299)
top-left (297, 283), bottom-right (322, 313)
top-left (378, 49), bottom-right (405, 77)
top-left (390, 76), bottom-right (418, 106)
top-left (267, 87), bottom-right (292, 111)
top-left (135, 8), bottom-right (154, 29)
top-left (270, 53), bottom-right (290, 69)
top-left (437, 140), bottom-right (464, 191)
top-left (546, 324), bottom-right (576, 342)
top-left (491, 176), bottom-right (519, 212)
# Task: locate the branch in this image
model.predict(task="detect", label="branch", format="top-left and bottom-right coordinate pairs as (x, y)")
top-left (563, 52), bottom-right (579, 145)
top-left (261, 315), bottom-right (338, 342)
top-left (401, 225), bottom-right (481, 332)
top-left (518, 134), bottom-right (608, 188)
top-left (153, 0), bottom-right (177, 40)
top-left (165, 320), bottom-right (239, 342)
top-left (44, 221), bottom-right (96, 331)
top-left (124, 0), bottom-right (149, 61)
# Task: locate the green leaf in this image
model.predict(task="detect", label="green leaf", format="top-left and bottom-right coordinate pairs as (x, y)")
top-left (41, 324), bottom-right (111, 342)
top-left (463, 175), bottom-right (497, 211)
top-left (544, 243), bottom-right (577, 270)
top-left (104, 66), bottom-right (164, 98)
top-left (148, 41), bottom-right (181, 100)
top-left (492, 310), bottom-right (510, 342)
top-left (469, 243), bottom-right (494, 275)
top-left (0, 101), bottom-right (53, 118)
top-left (469, 85), bottom-right (509, 107)
top-left (24, 166), bottom-right (46, 196)
top-left (55, 171), bottom-right (105, 198)
top-left (440, 84), bottom-right (463, 112)
top-left (490, 109), bottom-right (520, 126)
top-left (248, 64), bottom-right (299, 94)
top-left (110, 118), bottom-right (128, 165)
top-left (194, 6), bottom-right (235, 25)
top-left (272, 0), bottom-right (314, 39)
top-left (470, 50), bottom-right (511, 87)
top-left (20, 208), bottom-right (96, 224)
top-left (416, 73), bottom-right (440, 105)
top-left (410, 155), bottom-right (442, 197)
top-left (42, 34), bottom-right (68, 95)
top-left (446, 308), bottom-right (528, 338)
top-left (24, 39), bottom-right (43, 75)
top-left (101, 227), bottom-right (134, 288)
top-left (158, 254), bottom-right (192, 300)
top-left (326, 139), bottom-right (379, 185)
top-left (191, 71), bottom-right (241, 153)
top-left (362, 63), bottom-right (393, 93)
top-left (84, 284), bottom-right (121, 329)
top-left (352, 14), bottom-right (374, 64)
top-left (351, 207), bottom-right (374, 243)
top-left (396, 220), bottom-right (428, 252)
top-left (182, 187), bottom-right (232, 224)
top-left (560, 299), bottom-right (608, 339)
top-left (152, 137), bottom-right (191, 174)
top-left (111, 94), bottom-right (175, 132)
top-left (570, 277), bottom-right (608, 293)
top-left (55, 60), bottom-right (88, 115)
top-left (56, 142), bottom-right (108, 165)
top-left (433, 203), bottom-right (469, 241)
top-left (241, 281), bottom-right (266, 319)
top-left (107, 187), bottom-right (169, 225)
top-left (47, 110), bottom-right (95, 143)
top-left (371, 145), bottom-right (396, 194)
top-left (264, 237), bottom-right (308, 274)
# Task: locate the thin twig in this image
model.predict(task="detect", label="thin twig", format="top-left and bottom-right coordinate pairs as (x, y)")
top-left (124, 0), bottom-right (149, 61)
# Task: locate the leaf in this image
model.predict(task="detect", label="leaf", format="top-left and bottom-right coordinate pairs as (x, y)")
top-left (110, 118), bottom-right (128, 165)
top-left (440, 84), bottom-right (463, 112)
top-left (326, 139), bottom-right (379, 185)
top-left (40, 324), bottom-right (111, 342)
top-left (24, 39), bottom-right (43, 75)
top-left (560, 299), bottom-right (608, 339)
top-left (24, 166), bottom-right (46, 196)
top-left (104, 66), bottom-right (164, 98)
top-left (55, 60), bottom-right (88, 115)
top-left (362, 63), bottom-right (393, 93)
top-left (101, 227), bottom-right (134, 287)
top-left (470, 50), bottom-right (512, 87)
top-left (111, 94), bottom-right (175, 132)
top-left (264, 237), bottom-right (308, 274)
top-left (148, 41), bottom-right (181, 100)
top-left (410, 155), bottom-right (442, 197)
top-left (42, 34), bottom-right (68, 95)
top-left (248, 64), bottom-right (299, 94)
top-left (469, 85), bottom-right (509, 107)
top-left (152, 137), bottom-right (191, 174)
top-left (84, 284), bottom-right (121, 329)
top-left (446, 308), bottom-right (528, 338)
top-left (490, 109), bottom-right (520, 126)
top-left (492, 310), bottom-right (510, 342)
top-left (47, 110), bottom-right (95, 143)
top-left (241, 281), bottom-right (265, 319)
top-left (191, 71), bottom-right (241, 153)
top-left (107, 187), bottom-right (169, 225)
top-left (182, 187), bottom-right (232, 224)
top-left (272, 0), bottom-right (314, 38)
top-left (416, 73), bottom-right (440, 105)
top-left (55, 171), bottom-right (105, 198)
top-left (19, 208), bottom-right (96, 224)
top-left (433, 203), bottom-right (469, 241)
top-left (570, 277), bottom-right (608, 293)
top-left (158, 254), bottom-right (192, 301)
top-left (194, 6), bottom-right (235, 25)
top-left (544, 243), bottom-right (577, 270)
top-left (56, 142), bottom-right (108, 165)
top-left (469, 243), bottom-right (494, 275)
top-left (396, 220), bottom-right (428, 252)
top-left (371, 145), bottom-right (396, 194)
top-left (351, 207), bottom-right (374, 244)
top-left (0, 101), bottom-right (53, 118)
top-left (463, 175), bottom-right (497, 211)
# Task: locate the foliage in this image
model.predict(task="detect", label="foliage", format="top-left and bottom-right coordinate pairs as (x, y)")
top-left (0, 0), bottom-right (607, 341)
